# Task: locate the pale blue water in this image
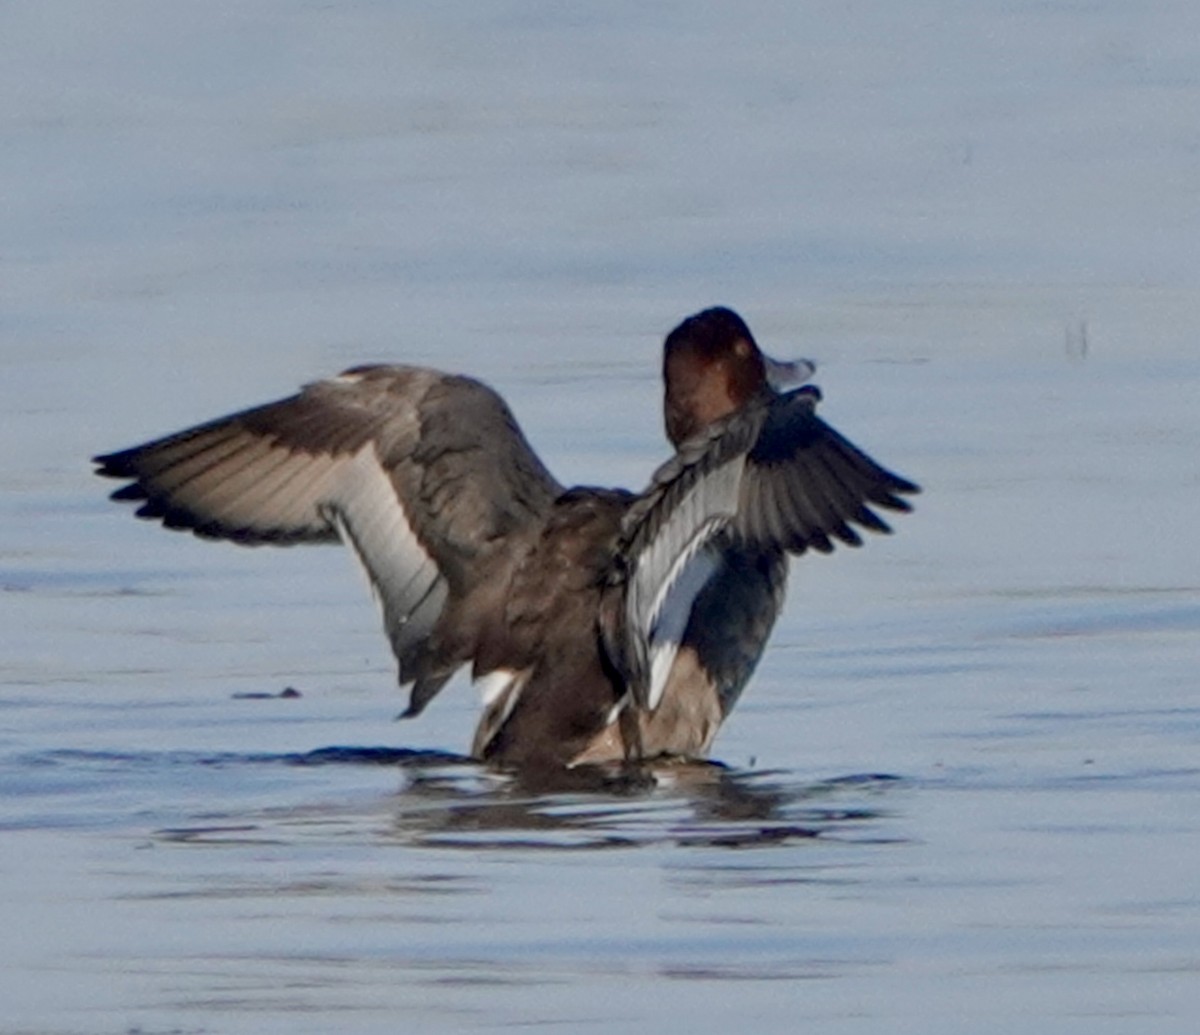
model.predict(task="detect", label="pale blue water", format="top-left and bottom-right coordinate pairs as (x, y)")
top-left (3, 3), bottom-right (1199, 1033)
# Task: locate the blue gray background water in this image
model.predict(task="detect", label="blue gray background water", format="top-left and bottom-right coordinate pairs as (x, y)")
top-left (3, 3), bottom-right (1198, 1032)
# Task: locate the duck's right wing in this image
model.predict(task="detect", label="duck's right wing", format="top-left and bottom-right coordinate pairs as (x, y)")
top-left (93, 365), bottom-right (563, 714)
top-left (605, 387), bottom-right (919, 710)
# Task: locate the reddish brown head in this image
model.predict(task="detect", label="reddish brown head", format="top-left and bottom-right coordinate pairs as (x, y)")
top-left (662, 307), bottom-right (812, 447)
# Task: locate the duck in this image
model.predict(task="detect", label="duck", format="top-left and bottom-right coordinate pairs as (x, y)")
top-left (93, 307), bottom-right (918, 771)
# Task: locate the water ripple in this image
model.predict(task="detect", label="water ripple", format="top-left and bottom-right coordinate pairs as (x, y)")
top-left (5, 746), bottom-right (908, 852)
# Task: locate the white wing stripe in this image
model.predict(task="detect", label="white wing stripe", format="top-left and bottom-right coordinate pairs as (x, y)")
top-left (632, 455), bottom-right (742, 629)
top-left (475, 669), bottom-right (519, 707)
top-left (329, 445), bottom-right (449, 655)
top-left (646, 546), bottom-right (720, 710)
top-left (626, 453), bottom-right (745, 708)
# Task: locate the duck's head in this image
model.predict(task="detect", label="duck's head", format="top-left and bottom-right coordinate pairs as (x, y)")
top-left (662, 307), bottom-right (814, 447)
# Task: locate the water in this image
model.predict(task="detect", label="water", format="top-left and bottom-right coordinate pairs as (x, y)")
top-left (3, 2), bottom-right (1199, 1032)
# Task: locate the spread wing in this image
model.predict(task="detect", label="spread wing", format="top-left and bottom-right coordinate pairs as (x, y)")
top-left (606, 386), bottom-right (919, 709)
top-left (93, 365), bottom-right (562, 713)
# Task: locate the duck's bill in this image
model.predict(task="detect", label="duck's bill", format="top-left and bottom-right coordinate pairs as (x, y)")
top-left (764, 355), bottom-right (816, 393)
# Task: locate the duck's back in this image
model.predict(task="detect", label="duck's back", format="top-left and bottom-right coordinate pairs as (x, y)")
top-left (470, 487), bottom-right (633, 769)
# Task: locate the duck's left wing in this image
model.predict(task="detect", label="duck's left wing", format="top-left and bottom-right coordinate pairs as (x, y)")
top-left (93, 365), bottom-right (563, 715)
top-left (605, 388), bottom-right (919, 710)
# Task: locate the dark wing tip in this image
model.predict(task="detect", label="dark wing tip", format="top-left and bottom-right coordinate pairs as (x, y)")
top-left (833, 522), bottom-right (864, 548)
top-left (93, 449), bottom-right (138, 479)
top-left (852, 504), bottom-right (893, 535)
top-left (872, 492), bottom-right (915, 514)
top-left (110, 482), bottom-right (149, 502)
top-left (887, 473), bottom-right (922, 497)
top-left (809, 529), bottom-right (835, 554)
top-left (398, 672), bottom-right (454, 720)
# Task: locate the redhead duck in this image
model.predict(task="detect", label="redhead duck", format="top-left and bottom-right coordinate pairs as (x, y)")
top-left (94, 307), bottom-right (918, 771)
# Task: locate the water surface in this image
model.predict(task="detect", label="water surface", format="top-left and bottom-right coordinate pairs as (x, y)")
top-left (2, 3), bottom-right (1198, 1032)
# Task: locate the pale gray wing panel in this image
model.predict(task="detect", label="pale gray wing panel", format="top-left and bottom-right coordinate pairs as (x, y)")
top-left (323, 447), bottom-right (451, 691)
top-left (93, 369), bottom-right (431, 544)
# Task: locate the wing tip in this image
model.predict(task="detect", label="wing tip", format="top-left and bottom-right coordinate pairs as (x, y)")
top-left (93, 449), bottom-right (137, 479)
top-left (875, 493), bottom-right (915, 514)
top-left (110, 482), bottom-right (148, 502)
top-left (106, 490), bottom-right (309, 546)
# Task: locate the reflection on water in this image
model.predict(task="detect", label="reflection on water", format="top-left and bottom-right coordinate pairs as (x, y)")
top-left (385, 757), bottom-right (904, 852)
top-left (22, 747), bottom-right (904, 852)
